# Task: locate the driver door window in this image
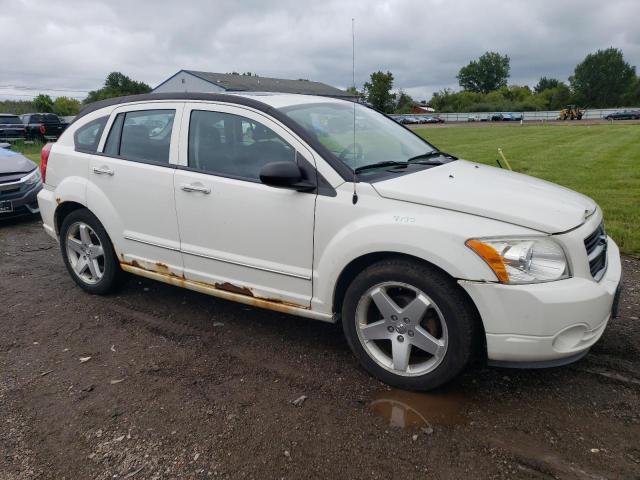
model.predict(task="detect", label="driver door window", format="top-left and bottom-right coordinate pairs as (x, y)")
top-left (188, 110), bottom-right (296, 181)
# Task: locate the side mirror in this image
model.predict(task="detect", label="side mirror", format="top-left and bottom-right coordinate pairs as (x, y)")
top-left (259, 161), bottom-right (315, 191)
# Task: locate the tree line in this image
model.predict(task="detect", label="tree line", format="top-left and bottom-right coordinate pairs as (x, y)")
top-left (0, 72), bottom-right (151, 117)
top-left (360, 47), bottom-right (640, 113)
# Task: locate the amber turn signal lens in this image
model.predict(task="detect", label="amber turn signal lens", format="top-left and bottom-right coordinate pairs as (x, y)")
top-left (465, 239), bottom-right (510, 283)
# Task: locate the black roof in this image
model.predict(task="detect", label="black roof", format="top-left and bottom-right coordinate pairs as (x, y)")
top-left (76, 92), bottom-right (278, 121)
top-left (155, 70), bottom-right (355, 98)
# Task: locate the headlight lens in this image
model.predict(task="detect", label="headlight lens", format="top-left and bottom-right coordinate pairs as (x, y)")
top-left (466, 237), bottom-right (570, 284)
top-left (23, 169), bottom-right (41, 185)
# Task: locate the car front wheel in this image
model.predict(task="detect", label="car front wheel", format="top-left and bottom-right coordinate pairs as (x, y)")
top-left (342, 258), bottom-right (479, 391)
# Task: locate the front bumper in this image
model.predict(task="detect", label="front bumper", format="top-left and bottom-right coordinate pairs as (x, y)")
top-left (0, 179), bottom-right (41, 219)
top-left (459, 237), bottom-right (622, 364)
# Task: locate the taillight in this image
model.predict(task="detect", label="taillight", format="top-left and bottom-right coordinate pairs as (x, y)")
top-left (40, 142), bottom-right (53, 183)
top-left (39, 124), bottom-right (46, 135)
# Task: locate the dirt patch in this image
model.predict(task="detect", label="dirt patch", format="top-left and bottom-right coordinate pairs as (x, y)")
top-left (1, 216), bottom-right (639, 479)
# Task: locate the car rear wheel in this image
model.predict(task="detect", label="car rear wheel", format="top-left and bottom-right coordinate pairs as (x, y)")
top-left (341, 258), bottom-right (479, 390)
top-left (60, 209), bottom-right (127, 294)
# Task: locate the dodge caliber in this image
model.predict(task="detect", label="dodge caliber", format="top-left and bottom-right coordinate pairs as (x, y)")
top-left (37, 92), bottom-right (622, 390)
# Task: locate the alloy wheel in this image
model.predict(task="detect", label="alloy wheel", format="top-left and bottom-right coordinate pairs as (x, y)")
top-left (355, 282), bottom-right (448, 377)
top-left (65, 221), bottom-right (105, 285)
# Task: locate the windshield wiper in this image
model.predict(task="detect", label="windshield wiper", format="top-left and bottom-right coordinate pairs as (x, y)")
top-left (354, 161), bottom-right (408, 173)
top-left (407, 150), bottom-right (444, 163)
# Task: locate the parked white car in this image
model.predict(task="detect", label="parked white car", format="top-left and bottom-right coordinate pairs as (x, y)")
top-left (37, 92), bottom-right (622, 390)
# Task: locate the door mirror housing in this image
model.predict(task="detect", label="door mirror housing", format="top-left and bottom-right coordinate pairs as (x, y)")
top-left (259, 161), bottom-right (315, 191)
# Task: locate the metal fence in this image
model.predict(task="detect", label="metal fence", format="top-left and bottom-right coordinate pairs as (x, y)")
top-left (393, 107), bottom-right (640, 122)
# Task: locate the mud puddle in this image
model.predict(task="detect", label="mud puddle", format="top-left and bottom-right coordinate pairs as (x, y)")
top-left (370, 389), bottom-right (471, 429)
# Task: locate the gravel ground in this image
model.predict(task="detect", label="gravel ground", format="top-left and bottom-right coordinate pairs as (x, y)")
top-left (1, 216), bottom-right (639, 479)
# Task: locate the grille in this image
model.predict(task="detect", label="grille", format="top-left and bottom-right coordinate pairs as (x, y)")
top-left (584, 223), bottom-right (607, 281)
top-left (0, 174), bottom-right (27, 199)
top-left (0, 187), bottom-right (20, 197)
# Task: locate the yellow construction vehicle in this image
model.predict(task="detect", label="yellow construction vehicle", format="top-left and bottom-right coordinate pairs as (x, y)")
top-left (558, 105), bottom-right (584, 120)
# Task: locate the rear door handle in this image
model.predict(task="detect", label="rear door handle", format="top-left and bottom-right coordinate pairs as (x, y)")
top-left (93, 166), bottom-right (114, 176)
top-left (181, 183), bottom-right (211, 194)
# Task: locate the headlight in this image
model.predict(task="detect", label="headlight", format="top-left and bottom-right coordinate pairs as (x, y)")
top-left (465, 237), bottom-right (570, 284)
top-left (23, 169), bottom-right (41, 185)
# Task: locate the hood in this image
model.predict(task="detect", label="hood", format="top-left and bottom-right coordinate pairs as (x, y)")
top-left (372, 160), bottom-right (597, 233)
top-left (0, 147), bottom-right (37, 175)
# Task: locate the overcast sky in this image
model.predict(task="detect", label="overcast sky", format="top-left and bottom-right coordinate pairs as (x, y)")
top-left (1, 0), bottom-right (639, 101)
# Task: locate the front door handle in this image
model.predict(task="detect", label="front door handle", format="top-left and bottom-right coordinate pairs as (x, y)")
top-left (93, 166), bottom-right (114, 176)
top-left (181, 183), bottom-right (211, 194)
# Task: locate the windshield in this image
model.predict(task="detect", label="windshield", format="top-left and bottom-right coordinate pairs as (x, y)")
top-left (279, 102), bottom-right (437, 172)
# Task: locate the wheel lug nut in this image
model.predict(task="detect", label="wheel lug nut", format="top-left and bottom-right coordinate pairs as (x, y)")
top-left (391, 315), bottom-right (397, 321)
top-left (408, 330), bottom-right (414, 337)
top-left (397, 335), bottom-right (404, 342)
top-left (387, 326), bottom-right (394, 333)
top-left (404, 317), bottom-right (410, 323)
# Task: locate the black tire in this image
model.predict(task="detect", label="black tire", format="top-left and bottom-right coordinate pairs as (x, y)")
top-left (341, 258), bottom-right (480, 391)
top-left (59, 208), bottom-right (127, 295)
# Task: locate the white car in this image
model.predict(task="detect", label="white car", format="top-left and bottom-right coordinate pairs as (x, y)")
top-left (37, 92), bottom-right (622, 390)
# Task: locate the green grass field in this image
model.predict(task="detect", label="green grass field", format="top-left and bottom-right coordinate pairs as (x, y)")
top-left (415, 124), bottom-right (639, 257)
top-left (9, 140), bottom-right (43, 163)
top-left (8, 124), bottom-right (639, 256)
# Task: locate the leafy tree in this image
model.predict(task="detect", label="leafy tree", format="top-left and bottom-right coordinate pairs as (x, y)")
top-left (569, 48), bottom-right (636, 107)
top-left (33, 94), bottom-right (54, 112)
top-left (534, 77), bottom-right (561, 94)
top-left (500, 85), bottom-right (532, 102)
top-left (538, 83), bottom-right (572, 110)
top-left (428, 85), bottom-right (552, 113)
top-left (622, 76), bottom-right (640, 105)
top-left (85, 72), bottom-right (151, 104)
top-left (394, 90), bottom-right (414, 114)
top-left (0, 100), bottom-right (35, 115)
top-left (52, 96), bottom-right (81, 116)
top-left (457, 52), bottom-right (510, 94)
top-left (363, 71), bottom-right (396, 113)
top-left (345, 86), bottom-right (365, 99)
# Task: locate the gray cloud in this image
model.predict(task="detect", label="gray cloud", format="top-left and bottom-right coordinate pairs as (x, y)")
top-left (0, 0), bottom-right (638, 101)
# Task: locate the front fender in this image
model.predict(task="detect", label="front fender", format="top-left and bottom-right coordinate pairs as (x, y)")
top-left (311, 186), bottom-right (536, 315)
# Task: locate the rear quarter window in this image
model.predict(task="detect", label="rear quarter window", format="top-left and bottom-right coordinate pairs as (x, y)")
top-left (74, 116), bottom-right (108, 153)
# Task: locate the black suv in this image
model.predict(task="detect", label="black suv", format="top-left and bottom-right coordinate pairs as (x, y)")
top-left (20, 113), bottom-right (65, 141)
top-left (0, 114), bottom-right (27, 141)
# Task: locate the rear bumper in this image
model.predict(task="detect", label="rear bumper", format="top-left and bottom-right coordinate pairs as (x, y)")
top-left (37, 186), bottom-right (57, 239)
top-left (460, 237), bottom-right (622, 364)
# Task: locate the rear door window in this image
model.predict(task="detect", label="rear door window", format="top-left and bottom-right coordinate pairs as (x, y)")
top-left (104, 109), bottom-right (175, 164)
top-left (74, 116), bottom-right (108, 153)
